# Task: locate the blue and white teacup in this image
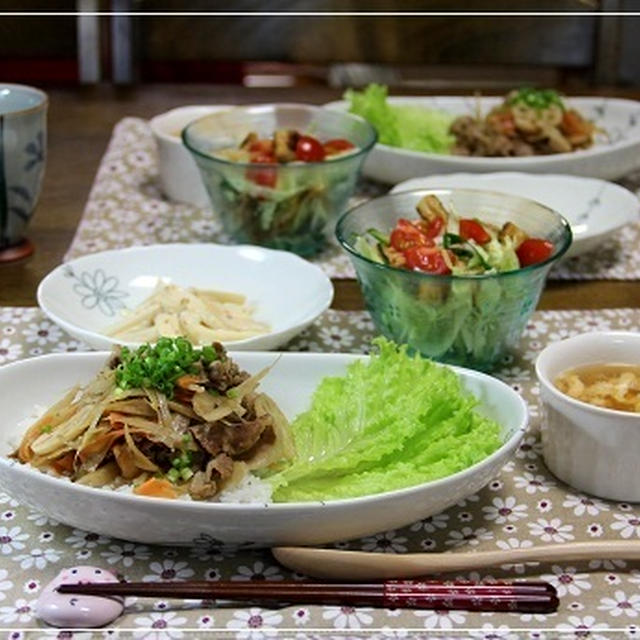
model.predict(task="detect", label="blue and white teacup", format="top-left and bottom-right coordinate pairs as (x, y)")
top-left (0, 84), bottom-right (47, 249)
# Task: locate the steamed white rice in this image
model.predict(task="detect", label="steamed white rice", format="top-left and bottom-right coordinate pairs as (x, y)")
top-left (112, 471), bottom-right (273, 504)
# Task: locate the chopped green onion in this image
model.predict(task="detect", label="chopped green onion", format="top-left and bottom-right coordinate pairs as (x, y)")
top-left (201, 345), bottom-right (216, 363)
top-left (40, 425), bottom-right (53, 434)
top-left (167, 468), bottom-right (180, 483)
top-left (226, 388), bottom-right (239, 399)
top-left (180, 468), bottom-right (194, 481)
top-left (507, 87), bottom-right (564, 110)
top-left (115, 337), bottom-right (218, 398)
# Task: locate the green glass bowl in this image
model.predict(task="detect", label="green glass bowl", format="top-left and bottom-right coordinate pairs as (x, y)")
top-left (336, 188), bottom-right (572, 371)
top-left (182, 104), bottom-right (377, 257)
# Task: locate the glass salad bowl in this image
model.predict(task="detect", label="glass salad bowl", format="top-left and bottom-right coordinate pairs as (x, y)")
top-left (336, 188), bottom-right (572, 371)
top-left (182, 104), bottom-right (377, 256)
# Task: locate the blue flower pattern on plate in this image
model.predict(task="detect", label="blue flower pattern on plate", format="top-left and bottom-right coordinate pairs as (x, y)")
top-left (64, 266), bottom-right (129, 317)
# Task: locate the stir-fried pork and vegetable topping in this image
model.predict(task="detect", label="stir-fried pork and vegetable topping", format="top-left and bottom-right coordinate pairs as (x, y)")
top-left (355, 195), bottom-right (554, 276)
top-left (451, 88), bottom-right (597, 157)
top-left (13, 338), bottom-right (294, 500)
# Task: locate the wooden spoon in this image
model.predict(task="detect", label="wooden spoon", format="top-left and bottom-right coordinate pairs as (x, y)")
top-left (272, 541), bottom-right (640, 580)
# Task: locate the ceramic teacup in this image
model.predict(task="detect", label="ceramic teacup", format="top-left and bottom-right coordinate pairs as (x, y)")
top-left (0, 84), bottom-right (47, 249)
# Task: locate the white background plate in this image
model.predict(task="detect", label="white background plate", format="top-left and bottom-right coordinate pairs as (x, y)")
top-left (37, 243), bottom-right (333, 351)
top-left (325, 96), bottom-right (640, 183)
top-left (391, 173), bottom-right (639, 258)
top-left (0, 351), bottom-right (526, 546)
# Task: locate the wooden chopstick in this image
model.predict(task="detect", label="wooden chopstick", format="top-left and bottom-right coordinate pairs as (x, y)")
top-left (58, 580), bottom-right (559, 613)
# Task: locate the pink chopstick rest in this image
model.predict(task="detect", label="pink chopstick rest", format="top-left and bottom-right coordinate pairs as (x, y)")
top-left (36, 566), bottom-right (125, 628)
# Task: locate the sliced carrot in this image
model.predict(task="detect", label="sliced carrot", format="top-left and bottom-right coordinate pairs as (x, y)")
top-left (176, 375), bottom-right (202, 389)
top-left (561, 110), bottom-right (589, 136)
top-left (50, 452), bottom-right (75, 475)
top-left (134, 477), bottom-right (178, 499)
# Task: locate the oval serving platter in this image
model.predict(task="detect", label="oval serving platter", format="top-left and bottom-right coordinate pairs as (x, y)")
top-left (325, 96), bottom-right (640, 183)
top-left (0, 351), bottom-right (526, 547)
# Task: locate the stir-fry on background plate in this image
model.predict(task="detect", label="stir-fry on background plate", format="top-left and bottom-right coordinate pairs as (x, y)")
top-left (37, 243), bottom-right (333, 351)
top-left (0, 351), bottom-right (526, 546)
top-left (325, 96), bottom-right (640, 183)
top-left (391, 173), bottom-right (640, 259)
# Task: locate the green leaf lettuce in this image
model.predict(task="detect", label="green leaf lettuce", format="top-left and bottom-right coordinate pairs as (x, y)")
top-left (345, 84), bottom-right (455, 154)
top-left (268, 338), bottom-right (502, 502)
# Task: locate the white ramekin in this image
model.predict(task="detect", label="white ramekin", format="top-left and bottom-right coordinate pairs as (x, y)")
top-left (149, 105), bottom-right (229, 207)
top-left (535, 331), bottom-right (640, 502)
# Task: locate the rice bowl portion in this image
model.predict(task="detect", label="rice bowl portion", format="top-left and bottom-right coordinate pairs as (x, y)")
top-left (0, 347), bottom-right (527, 546)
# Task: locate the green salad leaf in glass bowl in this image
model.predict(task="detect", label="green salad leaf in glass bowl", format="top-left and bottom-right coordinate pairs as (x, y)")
top-left (182, 104), bottom-right (377, 256)
top-left (336, 188), bottom-right (572, 371)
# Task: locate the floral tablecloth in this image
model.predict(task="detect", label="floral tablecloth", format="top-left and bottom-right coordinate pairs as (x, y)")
top-left (64, 118), bottom-right (640, 282)
top-left (1, 306), bottom-right (640, 638)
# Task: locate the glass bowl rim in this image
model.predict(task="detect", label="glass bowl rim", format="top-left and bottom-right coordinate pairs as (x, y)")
top-left (181, 102), bottom-right (378, 168)
top-left (335, 187), bottom-right (573, 281)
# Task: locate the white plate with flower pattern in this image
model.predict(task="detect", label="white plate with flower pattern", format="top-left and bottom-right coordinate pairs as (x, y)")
top-left (37, 243), bottom-right (333, 351)
top-left (391, 172), bottom-right (640, 258)
top-left (325, 96), bottom-right (640, 183)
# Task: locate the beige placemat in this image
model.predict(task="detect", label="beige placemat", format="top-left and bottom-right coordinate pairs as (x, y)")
top-left (1, 306), bottom-right (640, 636)
top-left (65, 117), bottom-right (640, 281)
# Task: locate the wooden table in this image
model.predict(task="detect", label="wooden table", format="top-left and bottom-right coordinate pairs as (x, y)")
top-left (1, 84), bottom-right (639, 310)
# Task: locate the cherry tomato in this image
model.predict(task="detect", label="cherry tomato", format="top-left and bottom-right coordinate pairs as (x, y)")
top-left (404, 246), bottom-right (451, 274)
top-left (390, 219), bottom-right (433, 252)
top-left (323, 138), bottom-right (355, 155)
top-left (246, 154), bottom-right (277, 188)
top-left (248, 139), bottom-right (274, 154)
top-left (295, 135), bottom-right (326, 162)
top-left (459, 219), bottom-right (491, 244)
top-left (246, 168), bottom-right (277, 188)
top-left (516, 238), bottom-right (554, 267)
top-left (416, 215), bottom-right (445, 239)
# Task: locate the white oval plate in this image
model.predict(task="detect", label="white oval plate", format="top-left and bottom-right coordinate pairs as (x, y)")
top-left (325, 96), bottom-right (640, 183)
top-left (37, 243), bottom-right (333, 351)
top-left (391, 173), bottom-right (639, 259)
top-left (0, 351), bottom-right (526, 546)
